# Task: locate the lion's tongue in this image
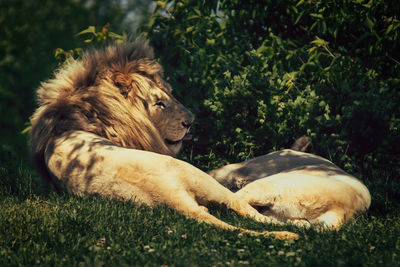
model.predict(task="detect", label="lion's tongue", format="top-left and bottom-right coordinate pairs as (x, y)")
top-left (182, 134), bottom-right (193, 141)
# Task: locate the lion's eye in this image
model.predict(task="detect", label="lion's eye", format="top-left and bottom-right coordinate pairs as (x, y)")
top-left (155, 101), bottom-right (166, 109)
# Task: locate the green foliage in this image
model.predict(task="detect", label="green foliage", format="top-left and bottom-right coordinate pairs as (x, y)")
top-left (147, 0), bottom-right (400, 174)
top-left (55, 24), bottom-right (127, 61)
top-left (77, 24), bottom-right (127, 45)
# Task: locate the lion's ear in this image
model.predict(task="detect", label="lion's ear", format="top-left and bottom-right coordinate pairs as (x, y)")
top-left (113, 72), bottom-right (133, 98)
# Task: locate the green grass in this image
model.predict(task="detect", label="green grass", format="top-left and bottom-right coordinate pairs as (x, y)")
top-left (1, 156), bottom-right (400, 266)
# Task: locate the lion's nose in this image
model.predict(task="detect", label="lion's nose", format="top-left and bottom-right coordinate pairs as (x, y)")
top-left (182, 112), bottom-right (195, 129)
top-left (182, 120), bottom-right (193, 129)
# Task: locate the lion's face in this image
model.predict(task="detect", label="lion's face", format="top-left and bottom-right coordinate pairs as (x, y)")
top-left (146, 84), bottom-right (195, 155)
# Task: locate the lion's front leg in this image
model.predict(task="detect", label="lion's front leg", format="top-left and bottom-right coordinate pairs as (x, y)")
top-left (166, 158), bottom-right (284, 225)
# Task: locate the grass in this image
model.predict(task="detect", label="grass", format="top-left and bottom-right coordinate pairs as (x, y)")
top-left (1, 151), bottom-right (400, 266)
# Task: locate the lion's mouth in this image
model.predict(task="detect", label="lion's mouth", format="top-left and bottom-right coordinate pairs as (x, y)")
top-left (165, 133), bottom-right (193, 145)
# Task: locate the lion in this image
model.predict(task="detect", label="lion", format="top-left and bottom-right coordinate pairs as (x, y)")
top-left (208, 148), bottom-right (371, 229)
top-left (29, 38), bottom-right (298, 240)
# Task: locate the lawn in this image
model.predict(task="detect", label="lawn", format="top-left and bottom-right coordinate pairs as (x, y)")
top-left (1, 151), bottom-right (399, 266)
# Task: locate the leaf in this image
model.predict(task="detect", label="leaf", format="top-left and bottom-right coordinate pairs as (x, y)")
top-left (108, 32), bottom-right (125, 40)
top-left (333, 28), bottom-right (338, 39)
top-left (206, 39), bottom-right (215, 45)
top-left (187, 15), bottom-right (200, 20)
top-left (385, 24), bottom-right (394, 35)
top-left (193, 8), bottom-right (201, 16)
top-left (54, 48), bottom-right (64, 58)
top-left (294, 11), bottom-right (304, 24)
top-left (365, 17), bottom-right (374, 31)
top-left (20, 125), bottom-right (31, 134)
top-left (322, 20), bottom-right (327, 34)
top-left (310, 36), bottom-right (329, 47)
top-left (76, 26), bottom-right (96, 36)
top-left (156, 1), bottom-right (166, 10)
top-left (362, 0), bottom-right (374, 8)
top-left (307, 46), bottom-right (317, 54)
top-left (310, 13), bottom-right (323, 19)
top-left (309, 21), bottom-right (318, 32)
top-left (186, 26), bottom-right (195, 33)
top-left (147, 15), bottom-right (157, 29)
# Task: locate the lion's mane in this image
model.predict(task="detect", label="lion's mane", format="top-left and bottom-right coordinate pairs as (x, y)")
top-left (30, 39), bottom-right (174, 187)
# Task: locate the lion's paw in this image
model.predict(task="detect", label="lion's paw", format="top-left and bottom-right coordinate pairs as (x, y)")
top-left (263, 230), bottom-right (300, 240)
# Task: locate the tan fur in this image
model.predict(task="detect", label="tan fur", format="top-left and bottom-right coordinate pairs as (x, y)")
top-left (29, 39), bottom-right (298, 240)
top-left (208, 149), bottom-right (371, 229)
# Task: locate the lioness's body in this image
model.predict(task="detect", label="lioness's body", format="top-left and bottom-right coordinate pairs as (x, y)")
top-left (29, 39), bottom-right (297, 239)
top-left (209, 149), bottom-right (371, 228)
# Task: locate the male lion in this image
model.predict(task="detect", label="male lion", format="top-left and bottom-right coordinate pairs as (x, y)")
top-left (29, 39), bottom-right (298, 239)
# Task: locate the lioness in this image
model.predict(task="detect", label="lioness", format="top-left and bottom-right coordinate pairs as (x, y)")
top-left (29, 39), bottom-right (298, 239)
top-left (208, 149), bottom-right (371, 229)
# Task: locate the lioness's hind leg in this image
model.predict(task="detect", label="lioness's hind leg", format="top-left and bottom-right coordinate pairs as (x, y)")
top-left (314, 209), bottom-right (345, 229)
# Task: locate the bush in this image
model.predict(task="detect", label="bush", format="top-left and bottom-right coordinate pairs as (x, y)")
top-left (146, 0), bottom-right (400, 174)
